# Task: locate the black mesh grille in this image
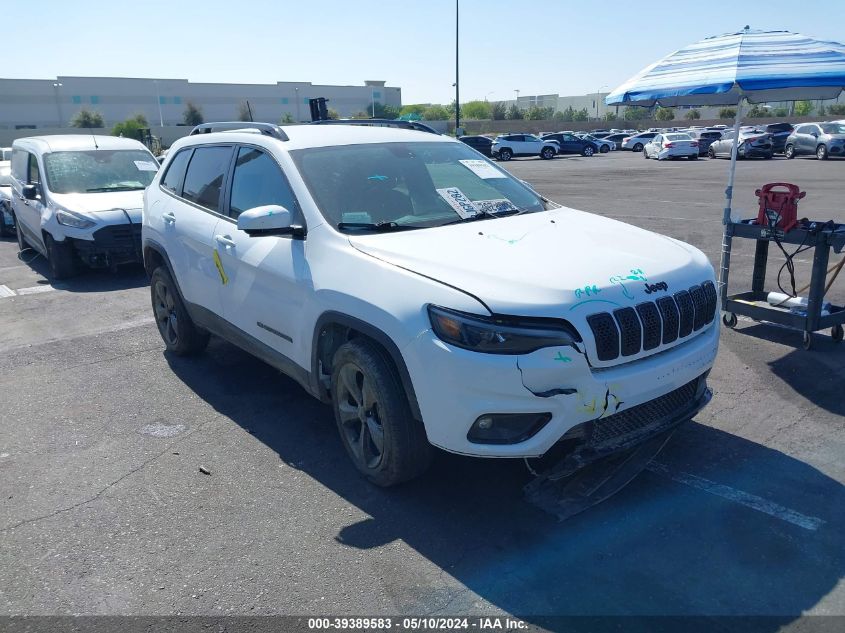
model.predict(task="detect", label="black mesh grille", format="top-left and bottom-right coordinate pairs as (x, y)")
top-left (702, 281), bottom-right (717, 324)
top-left (91, 223), bottom-right (142, 247)
top-left (636, 302), bottom-right (661, 351)
top-left (689, 285), bottom-right (708, 331)
top-left (656, 296), bottom-right (679, 344)
top-left (674, 290), bottom-right (695, 338)
top-left (613, 307), bottom-right (642, 357)
top-left (587, 313), bottom-right (619, 361)
top-left (589, 377), bottom-right (700, 445)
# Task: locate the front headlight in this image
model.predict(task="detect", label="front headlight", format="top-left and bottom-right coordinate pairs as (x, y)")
top-left (428, 305), bottom-right (580, 354)
top-left (55, 209), bottom-right (96, 229)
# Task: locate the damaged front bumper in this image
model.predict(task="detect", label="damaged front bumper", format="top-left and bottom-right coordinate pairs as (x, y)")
top-left (404, 320), bottom-right (719, 458)
top-left (69, 223), bottom-right (142, 268)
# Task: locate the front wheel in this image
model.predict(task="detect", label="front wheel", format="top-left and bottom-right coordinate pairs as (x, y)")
top-left (14, 212), bottom-right (27, 251)
top-left (331, 340), bottom-right (431, 487)
top-left (632, 143), bottom-right (643, 152)
top-left (497, 148), bottom-right (512, 161)
top-left (784, 144), bottom-right (795, 159)
top-left (45, 234), bottom-right (77, 279)
top-left (599, 145), bottom-right (609, 153)
top-left (642, 149), bottom-right (650, 159)
top-left (582, 146), bottom-right (595, 157)
top-left (540, 147), bottom-right (555, 160)
top-left (150, 266), bottom-right (210, 355)
top-left (817, 145), bottom-right (828, 160)
top-left (708, 146), bottom-right (716, 159)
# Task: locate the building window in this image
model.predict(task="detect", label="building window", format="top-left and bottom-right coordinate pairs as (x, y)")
top-left (159, 96), bottom-right (167, 105)
top-left (72, 96), bottom-right (82, 104)
top-left (281, 98), bottom-right (289, 104)
top-left (173, 96), bottom-right (182, 104)
top-left (373, 91), bottom-right (381, 99)
top-left (304, 97), bottom-right (309, 103)
top-left (90, 96), bottom-right (99, 104)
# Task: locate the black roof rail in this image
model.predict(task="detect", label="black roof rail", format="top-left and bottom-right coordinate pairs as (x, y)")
top-left (310, 118), bottom-right (441, 135)
top-left (189, 122), bottom-right (289, 141)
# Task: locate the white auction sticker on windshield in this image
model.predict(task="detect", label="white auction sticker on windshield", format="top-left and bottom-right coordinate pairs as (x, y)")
top-left (475, 199), bottom-right (518, 214)
top-left (134, 160), bottom-right (159, 171)
top-left (436, 187), bottom-right (479, 219)
top-left (459, 159), bottom-right (506, 179)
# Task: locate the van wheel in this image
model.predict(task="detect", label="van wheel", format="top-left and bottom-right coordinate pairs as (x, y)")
top-left (45, 234), bottom-right (77, 279)
top-left (331, 340), bottom-right (431, 487)
top-left (14, 212), bottom-right (27, 251)
top-left (150, 266), bottom-right (210, 355)
top-left (0, 204), bottom-right (14, 238)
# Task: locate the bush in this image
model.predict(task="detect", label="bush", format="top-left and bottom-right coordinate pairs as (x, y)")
top-left (461, 100), bottom-right (492, 119)
top-left (555, 106), bottom-right (575, 122)
top-left (505, 104), bottom-right (524, 120)
top-left (112, 114), bottom-right (149, 141)
top-left (718, 107), bottom-right (737, 119)
top-left (326, 108), bottom-right (340, 120)
top-left (372, 102), bottom-right (401, 119)
top-left (654, 107), bottom-right (675, 121)
top-left (572, 108), bottom-right (589, 121)
top-left (280, 113), bottom-right (295, 124)
top-left (604, 111), bottom-right (617, 121)
top-left (684, 109), bottom-right (701, 120)
top-left (400, 104), bottom-right (427, 117)
top-left (183, 101), bottom-right (203, 126)
top-left (490, 101), bottom-right (507, 120)
top-left (70, 109), bottom-right (104, 128)
top-left (623, 106), bottom-right (649, 121)
top-left (422, 104), bottom-right (450, 121)
top-left (526, 106), bottom-right (554, 120)
top-left (772, 106), bottom-right (789, 117)
top-left (827, 104), bottom-right (845, 115)
top-left (794, 101), bottom-right (813, 116)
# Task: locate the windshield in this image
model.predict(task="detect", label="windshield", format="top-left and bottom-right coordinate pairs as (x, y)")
top-left (821, 123), bottom-right (845, 135)
top-left (290, 141), bottom-right (549, 232)
top-left (43, 150), bottom-right (158, 194)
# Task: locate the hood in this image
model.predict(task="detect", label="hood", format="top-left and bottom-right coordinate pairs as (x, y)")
top-left (50, 190), bottom-right (144, 222)
top-left (349, 207), bottom-right (714, 318)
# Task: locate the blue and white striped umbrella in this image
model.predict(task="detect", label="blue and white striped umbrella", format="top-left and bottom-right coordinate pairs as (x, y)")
top-left (606, 29), bottom-right (845, 107)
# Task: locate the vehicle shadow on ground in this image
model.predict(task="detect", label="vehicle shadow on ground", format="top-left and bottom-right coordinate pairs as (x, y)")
top-left (727, 322), bottom-right (845, 417)
top-left (166, 339), bottom-right (844, 626)
top-left (15, 247), bottom-right (147, 292)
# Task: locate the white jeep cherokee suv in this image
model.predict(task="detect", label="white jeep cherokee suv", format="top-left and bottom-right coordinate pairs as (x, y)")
top-left (142, 122), bottom-right (719, 486)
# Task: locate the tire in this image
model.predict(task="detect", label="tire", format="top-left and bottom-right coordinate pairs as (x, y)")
top-left (540, 147), bottom-right (555, 160)
top-left (45, 233), bottom-right (77, 279)
top-left (817, 144), bottom-right (828, 160)
top-left (14, 211), bottom-right (27, 252)
top-left (599, 145), bottom-right (609, 153)
top-left (688, 154), bottom-right (698, 160)
top-left (785, 144), bottom-right (795, 159)
top-left (832, 324), bottom-right (844, 343)
top-left (150, 266), bottom-right (210, 355)
top-left (582, 146), bottom-right (595, 157)
top-left (632, 143), bottom-right (643, 152)
top-left (722, 313), bottom-right (738, 329)
top-left (802, 331), bottom-right (814, 351)
top-left (498, 148), bottom-right (512, 161)
top-left (331, 340), bottom-right (431, 487)
top-left (0, 203), bottom-right (14, 238)
top-left (642, 149), bottom-right (649, 159)
top-left (708, 146), bottom-right (716, 159)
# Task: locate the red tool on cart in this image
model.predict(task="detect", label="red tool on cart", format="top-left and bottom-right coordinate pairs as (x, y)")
top-left (754, 182), bottom-right (806, 233)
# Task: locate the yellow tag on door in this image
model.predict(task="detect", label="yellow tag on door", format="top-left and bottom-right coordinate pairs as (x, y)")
top-left (212, 249), bottom-right (228, 285)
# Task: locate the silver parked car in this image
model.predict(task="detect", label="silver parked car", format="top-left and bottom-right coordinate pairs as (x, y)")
top-left (784, 122), bottom-right (845, 160)
top-left (707, 129), bottom-right (773, 159)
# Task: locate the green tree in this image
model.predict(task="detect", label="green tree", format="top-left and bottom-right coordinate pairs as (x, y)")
top-left (461, 100), bottom-right (492, 119)
top-left (526, 105), bottom-right (554, 120)
top-left (400, 104), bottom-right (427, 117)
top-left (371, 102), bottom-right (401, 119)
top-left (827, 104), bottom-right (845, 115)
top-left (505, 104), bottom-right (524, 120)
top-left (422, 104), bottom-right (450, 120)
top-left (280, 112), bottom-right (295, 124)
top-left (794, 100), bottom-right (813, 116)
top-left (654, 107), bottom-right (675, 121)
top-left (684, 109), bottom-right (701, 120)
top-left (572, 108), bottom-right (589, 122)
top-left (604, 111), bottom-right (618, 122)
top-left (718, 107), bottom-right (737, 119)
top-left (70, 108), bottom-right (104, 128)
top-left (237, 101), bottom-right (252, 121)
top-left (490, 101), bottom-right (507, 120)
top-left (326, 108), bottom-right (340, 120)
top-left (623, 106), bottom-right (649, 120)
top-left (746, 105), bottom-right (770, 118)
top-left (773, 106), bottom-right (789, 117)
top-left (183, 101), bottom-right (204, 126)
top-left (111, 114), bottom-right (149, 141)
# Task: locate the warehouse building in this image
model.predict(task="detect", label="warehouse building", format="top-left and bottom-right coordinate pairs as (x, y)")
top-left (0, 76), bottom-right (402, 129)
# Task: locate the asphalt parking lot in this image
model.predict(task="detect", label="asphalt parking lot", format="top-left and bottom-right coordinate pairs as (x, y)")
top-left (1, 150), bottom-right (843, 626)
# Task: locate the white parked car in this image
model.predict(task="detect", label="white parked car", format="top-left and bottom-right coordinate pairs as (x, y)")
top-left (142, 121), bottom-right (719, 486)
top-left (1, 147), bottom-right (13, 161)
top-left (491, 134), bottom-right (559, 160)
top-left (10, 135), bottom-right (159, 278)
top-left (643, 133), bottom-right (700, 160)
top-left (0, 161), bottom-right (15, 237)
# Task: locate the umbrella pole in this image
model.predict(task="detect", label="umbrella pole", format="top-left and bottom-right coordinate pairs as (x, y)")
top-left (717, 97), bottom-right (745, 306)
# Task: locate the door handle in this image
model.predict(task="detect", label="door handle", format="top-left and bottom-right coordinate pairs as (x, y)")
top-left (162, 212), bottom-right (176, 224)
top-left (215, 234), bottom-right (236, 248)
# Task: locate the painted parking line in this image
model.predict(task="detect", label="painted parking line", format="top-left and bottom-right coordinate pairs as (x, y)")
top-left (647, 461), bottom-right (825, 531)
top-left (15, 285), bottom-right (55, 295)
top-left (0, 284), bottom-right (15, 298)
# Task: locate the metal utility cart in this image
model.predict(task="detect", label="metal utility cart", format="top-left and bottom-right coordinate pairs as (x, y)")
top-left (719, 219), bottom-right (845, 350)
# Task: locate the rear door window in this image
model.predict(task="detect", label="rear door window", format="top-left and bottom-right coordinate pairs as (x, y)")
top-left (182, 146), bottom-right (233, 213)
top-left (161, 148), bottom-right (192, 195)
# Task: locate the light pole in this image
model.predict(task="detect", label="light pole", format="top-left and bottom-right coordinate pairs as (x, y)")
top-left (454, 0), bottom-right (460, 135)
top-left (52, 82), bottom-right (63, 127)
top-left (372, 89), bottom-right (376, 118)
top-left (153, 80), bottom-right (164, 126)
top-left (514, 89), bottom-right (520, 107)
top-left (295, 87), bottom-right (300, 122)
top-left (596, 84), bottom-right (608, 121)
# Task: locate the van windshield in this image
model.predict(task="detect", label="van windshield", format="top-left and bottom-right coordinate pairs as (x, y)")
top-left (290, 141), bottom-right (548, 232)
top-left (43, 150), bottom-right (158, 194)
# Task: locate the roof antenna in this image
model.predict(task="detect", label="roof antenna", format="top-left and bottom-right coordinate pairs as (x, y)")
top-left (91, 127), bottom-right (99, 150)
top-left (246, 100), bottom-right (254, 122)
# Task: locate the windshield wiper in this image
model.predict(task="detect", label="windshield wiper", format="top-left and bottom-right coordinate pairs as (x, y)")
top-left (440, 209), bottom-right (520, 226)
top-left (336, 221), bottom-right (421, 232)
top-left (85, 186), bottom-right (145, 192)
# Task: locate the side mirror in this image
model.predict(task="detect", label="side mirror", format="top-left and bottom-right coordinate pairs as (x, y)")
top-left (237, 205), bottom-right (305, 238)
top-left (22, 184), bottom-right (38, 200)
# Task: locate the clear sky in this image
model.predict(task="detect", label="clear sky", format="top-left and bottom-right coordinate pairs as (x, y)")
top-left (7, 0), bottom-right (845, 104)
